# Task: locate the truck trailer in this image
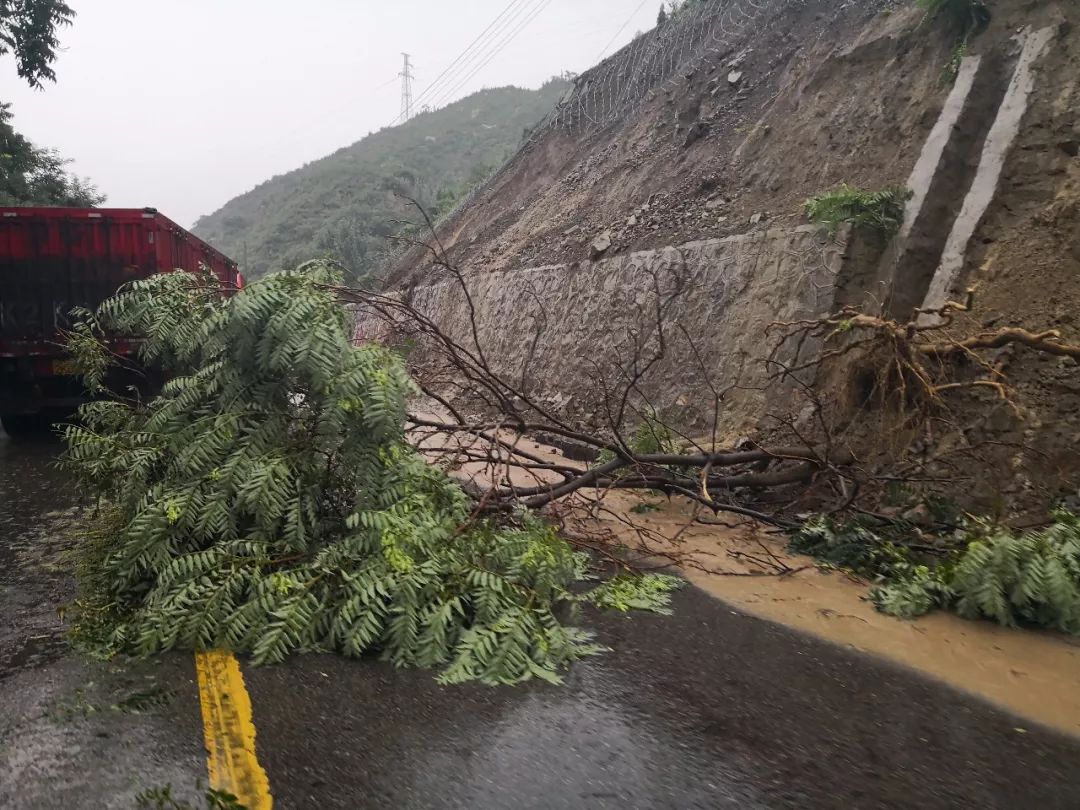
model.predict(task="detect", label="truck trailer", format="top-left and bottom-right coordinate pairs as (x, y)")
top-left (0, 207), bottom-right (242, 435)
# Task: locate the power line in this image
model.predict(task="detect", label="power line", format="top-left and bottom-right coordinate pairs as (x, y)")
top-left (389, 0), bottom-right (536, 126)
top-left (595, 0), bottom-right (651, 63)
top-left (368, 74), bottom-right (400, 93)
top-left (428, 0), bottom-right (554, 111)
top-left (427, 0), bottom-right (549, 110)
top-left (408, 0), bottom-right (532, 115)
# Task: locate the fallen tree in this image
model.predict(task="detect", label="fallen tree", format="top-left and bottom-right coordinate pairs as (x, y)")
top-left (339, 204), bottom-right (860, 530)
top-left (63, 267), bottom-right (644, 683)
top-left (64, 217), bottom-right (1080, 669)
top-left (336, 205), bottom-right (1080, 632)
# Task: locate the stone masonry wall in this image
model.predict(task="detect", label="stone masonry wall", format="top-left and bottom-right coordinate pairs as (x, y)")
top-left (357, 226), bottom-right (849, 435)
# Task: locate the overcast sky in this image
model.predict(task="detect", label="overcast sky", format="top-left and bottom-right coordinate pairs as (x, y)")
top-left (1, 1), bottom-right (659, 227)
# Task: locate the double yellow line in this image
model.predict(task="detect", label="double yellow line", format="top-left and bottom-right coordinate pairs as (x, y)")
top-left (194, 650), bottom-right (273, 809)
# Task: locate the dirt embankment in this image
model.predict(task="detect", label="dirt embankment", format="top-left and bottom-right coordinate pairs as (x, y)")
top-left (392, 0), bottom-right (951, 283)
top-left (941, 7), bottom-right (1080, 504)
top-left (380, 0), bottom-right (1080, 504)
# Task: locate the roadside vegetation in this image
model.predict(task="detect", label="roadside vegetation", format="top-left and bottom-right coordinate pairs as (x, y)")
top-left (793, 511), bottom-right (1080, 631)
top-left (191, 80), bottom-right (569, 285)
top-left (136, 785), bottom-right (244, 810)
top-left (0, 1), bottom-right (103, 207)
top-left (62, 265), bottom-right (679, 685)
top-left (0, 103), bottom-right (103, 207)
top-left (0, 0), bottom-right (74, 87)
top-left (804, 184), bottom-right (913, 237)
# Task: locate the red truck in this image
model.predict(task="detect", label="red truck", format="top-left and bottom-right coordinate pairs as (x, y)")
top-left (0, 207), bottom-right (242, 435)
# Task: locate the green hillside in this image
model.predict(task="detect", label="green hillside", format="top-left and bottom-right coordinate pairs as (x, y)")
top-left (193, 79), bottom-right (569, 283)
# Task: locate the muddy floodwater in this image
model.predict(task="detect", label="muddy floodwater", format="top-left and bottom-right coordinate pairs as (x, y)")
top-left (3, 434), bottom-right (1080, 808)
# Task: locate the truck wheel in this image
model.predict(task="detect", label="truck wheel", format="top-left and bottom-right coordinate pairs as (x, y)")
top-left (0, 413), bottom-right (48, 438)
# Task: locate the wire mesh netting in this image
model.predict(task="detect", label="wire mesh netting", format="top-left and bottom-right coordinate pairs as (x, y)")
top-left (436, 0), bottom-right (786, 227)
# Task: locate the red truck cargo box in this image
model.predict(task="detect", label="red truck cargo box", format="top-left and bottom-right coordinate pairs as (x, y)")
top-left (0, 207), bottom-right (242, 430)
top-left (0, 206), bottom-right (241, 353)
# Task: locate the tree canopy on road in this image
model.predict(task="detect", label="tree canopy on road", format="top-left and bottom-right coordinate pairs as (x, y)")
top-left (62, 264), bottom-right (679, 683)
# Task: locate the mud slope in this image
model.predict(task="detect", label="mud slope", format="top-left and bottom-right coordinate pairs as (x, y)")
top-left (392, 0), bottom-right (954, 279)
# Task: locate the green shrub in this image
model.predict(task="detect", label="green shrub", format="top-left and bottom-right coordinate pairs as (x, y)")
top-left (917, 0), bottom-right (990, 34)
top-left (789, 516), bottom-right (914, 580)
top-left (795, 511), bottom-right (1080, 633)
top-left (136, 785), bottom-right (243, 810)
top-left (944, 515), bottom-right (1080, 631)
top-left (871, 565), bottom-right (953, 619)
top-left (584, 574), bottom-right (684, 615)
top-left (943, 39), bottom-right (968, 83)
top-left (596, 414), bottom-right (678, 468)
top-left (803, 184), bottom-right (913, 237)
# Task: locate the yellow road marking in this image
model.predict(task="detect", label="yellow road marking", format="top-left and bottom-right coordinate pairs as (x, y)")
top-left (195, 650), bottom-right (273, 809)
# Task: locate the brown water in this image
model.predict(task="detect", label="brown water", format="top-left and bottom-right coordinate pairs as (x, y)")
top-left (592, 491), bottom-right (1080, 739)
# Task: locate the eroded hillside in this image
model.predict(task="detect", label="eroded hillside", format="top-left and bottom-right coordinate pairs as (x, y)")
top-left (375, 0), bottom-right (1080, 510)
top-left (392, 0), bottom-right (951, 277)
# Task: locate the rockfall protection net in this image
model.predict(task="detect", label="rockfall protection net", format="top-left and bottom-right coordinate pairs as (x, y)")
top-left (550, 0), bottom-right (775, 131)
top-left (436, 0), bottom-right (787, 226)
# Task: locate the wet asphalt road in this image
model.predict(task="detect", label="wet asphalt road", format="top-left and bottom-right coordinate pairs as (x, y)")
top-left (0, 436), bottom-right (207, 808)
top-left (2, 434), bottom-right (1080, 809)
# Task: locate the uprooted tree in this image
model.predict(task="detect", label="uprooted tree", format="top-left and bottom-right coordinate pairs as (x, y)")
top-left (342, 208), bottom-right (1079, 531)
top-left (65, 207), bottom-right (1080, 671)
top-left (344, 206), bottom-right (859, 531)
top-left (336, 202), bottom-right (1080, 634)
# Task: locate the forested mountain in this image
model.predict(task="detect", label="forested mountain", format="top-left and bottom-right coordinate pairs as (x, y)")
top-left (193, 79), bottom-right (569, 283)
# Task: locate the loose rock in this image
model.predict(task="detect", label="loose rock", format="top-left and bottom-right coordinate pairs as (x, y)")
top-left (590, 231), bottom-right (613, 260)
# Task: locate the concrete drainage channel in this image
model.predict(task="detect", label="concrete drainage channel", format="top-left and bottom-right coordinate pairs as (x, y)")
top-left (875, 24), bottom-right (1060, 324)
